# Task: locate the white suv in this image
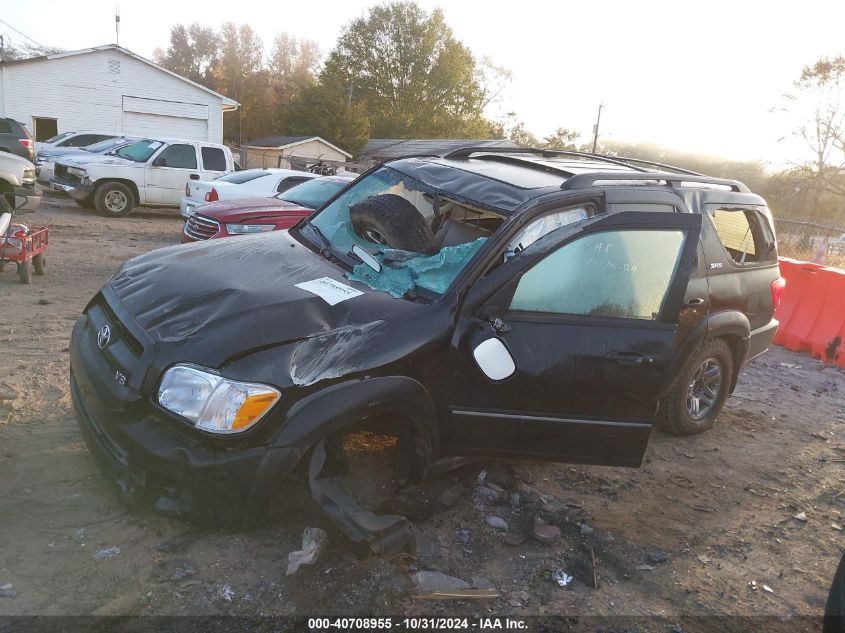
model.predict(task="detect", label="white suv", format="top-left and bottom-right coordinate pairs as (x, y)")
top-left (52, 138), bottom-right (234, 217)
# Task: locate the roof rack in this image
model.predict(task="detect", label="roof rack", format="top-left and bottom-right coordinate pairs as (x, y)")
top-left (441, 146), bottom-right (706, 176)
top-left (441, 146), bottom-right (651, 172)
top-left (560, 171), bottom-right (750, 193)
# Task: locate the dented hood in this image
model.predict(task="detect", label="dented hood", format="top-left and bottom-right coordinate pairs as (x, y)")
top-left (108, 230), bottom-right (421, 367)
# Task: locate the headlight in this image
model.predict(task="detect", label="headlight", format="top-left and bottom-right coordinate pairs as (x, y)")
top-left (226, 223), bottom-right (275, 234)
top-left (67, 166), bottom-right (87, 177)
top-left (22, 168), bottom-right (36, 182)
top-left (157, 364), bottom-right (281, 434)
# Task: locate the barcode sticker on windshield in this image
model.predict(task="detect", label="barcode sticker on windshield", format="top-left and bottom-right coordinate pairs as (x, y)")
top-left (295, 277), bottom-right (364, 306)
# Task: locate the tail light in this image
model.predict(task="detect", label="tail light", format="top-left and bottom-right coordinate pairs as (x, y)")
top-left (204, 188), bottom-right (218, 202)
top-left (771, 277), bottom-right (786, 308)
top-left (18, 139), bottom-right (33, 150)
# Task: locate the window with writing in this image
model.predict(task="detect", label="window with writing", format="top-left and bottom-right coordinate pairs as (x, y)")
top-left (510, 229), bottom-right (687, 320)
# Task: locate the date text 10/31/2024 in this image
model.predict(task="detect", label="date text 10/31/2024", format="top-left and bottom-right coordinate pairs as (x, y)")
top-left (308, 617), bottom-right (528, 630)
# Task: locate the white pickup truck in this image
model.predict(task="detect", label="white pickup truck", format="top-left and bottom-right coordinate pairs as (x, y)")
top-left (51, 138), bottom-right (234, 217)
top-left (0, 151), bottom-right (40, 213)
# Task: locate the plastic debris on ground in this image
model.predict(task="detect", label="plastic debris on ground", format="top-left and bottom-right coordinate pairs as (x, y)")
top-left (93, 546), bottom-right (121, 560)
top-left (532, 517), bottom-right (561, 543)
top-left (793, 511), bottom-right (807, 522)
top-left (347, 238), bottom-right (487, 298)
top-left (485, 515), bottom-right (508, 531)
top-left (552, 570), bottom-right (574, 587)
top-left (411, 571), bottom-right (498, 600)
top-left (286, 527), bottom-right (328, 576)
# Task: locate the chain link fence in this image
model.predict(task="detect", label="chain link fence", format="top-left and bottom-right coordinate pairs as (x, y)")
top-left (773, 214), bottom-right (845, 268)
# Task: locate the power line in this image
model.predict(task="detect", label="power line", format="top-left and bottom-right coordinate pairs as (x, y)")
top-left (0, 19), bottom-right (48, 50)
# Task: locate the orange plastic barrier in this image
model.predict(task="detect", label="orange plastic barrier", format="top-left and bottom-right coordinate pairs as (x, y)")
top-left (774, 257), bottom-right (845, 368)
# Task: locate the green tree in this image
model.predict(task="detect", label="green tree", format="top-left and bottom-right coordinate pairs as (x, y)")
top-left (320, 1), bottom-right (498, 138)
top-left (507, 121), bottom-right (540, 147)
top-left (211, 23), bottom-right (274, 143)
top-left (542, 127), bottom-right (580, 150)
top-left (155, 23), bottom-right (218, 84)
top-left (282, 84), bottom-right (370, 157)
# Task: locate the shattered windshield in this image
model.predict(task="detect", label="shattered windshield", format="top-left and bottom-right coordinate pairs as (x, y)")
top-left (307, 166), bottom-right (504, 299)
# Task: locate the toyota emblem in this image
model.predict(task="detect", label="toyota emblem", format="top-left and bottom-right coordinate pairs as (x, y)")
top-left (97, 324), bottom-right (112, 349)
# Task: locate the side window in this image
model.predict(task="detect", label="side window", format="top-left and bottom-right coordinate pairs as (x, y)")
top-left (510, 229), bottom-right (687, 320)
top-left (709, 208), bottom-right (774, 265)
top-left (0, 120), bottom-right (12, 134)
top-left (277, 177), bottom-right (309, 193)
top-left (507, 207), bottom-right (590, 257)
top-left (201, 147), bottom-right (227, 171)
top-left (154, 144), bottom-right (198, 169)
top-left (65, 134), bottom-right (106, 147)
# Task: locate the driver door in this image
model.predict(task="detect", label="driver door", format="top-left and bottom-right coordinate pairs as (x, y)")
top-left (442, 211), bottom-right (702, 467)
top-left (145, 143), bottom-right (201, 205)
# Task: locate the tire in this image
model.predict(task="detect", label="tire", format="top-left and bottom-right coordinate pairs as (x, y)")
top-left (18, 260), bottom-right (30, 284)
top-left (658, 338), bottom-right (734, 436)
top-left (95, 182), bottom-right (134, 217)
top-left (74, 196), bottom-right (95, 209)
top-left (349, 194), bottom-right (437, 254)
top-left (33, 253), bottom-right (45, 275)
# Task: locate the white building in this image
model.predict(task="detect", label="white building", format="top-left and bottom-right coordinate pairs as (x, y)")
top-left (0, 44), bottom-right (238, 143)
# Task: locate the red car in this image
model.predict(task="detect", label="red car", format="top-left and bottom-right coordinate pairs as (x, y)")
top-left (182, 174), bottom-right (356, 243)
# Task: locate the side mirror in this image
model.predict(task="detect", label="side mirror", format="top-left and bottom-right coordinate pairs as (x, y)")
top-left (152, 157), bottom-right (167, 167)
top-left (473, 338), bottom-right (516, 381)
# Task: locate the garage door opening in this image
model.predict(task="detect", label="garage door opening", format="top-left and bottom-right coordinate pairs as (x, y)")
top-left (33, 117), bottom-right (58, 142)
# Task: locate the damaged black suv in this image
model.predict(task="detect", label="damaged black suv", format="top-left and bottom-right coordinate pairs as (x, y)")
top-left (70, 148), bottom-right (782, 537)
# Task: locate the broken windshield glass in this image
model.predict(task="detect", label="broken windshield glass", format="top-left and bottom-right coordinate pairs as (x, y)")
top-left (307, 166), bottom-right (503, 299)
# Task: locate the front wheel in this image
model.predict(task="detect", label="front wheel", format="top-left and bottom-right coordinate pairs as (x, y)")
top-left (33, 253), bottom-right (45, 275)
top-left (95, 182), bottom-right (134, 217)
top-left (658, 338), bottom-right (734, 436)
top-left (18, 260), bottom-right (30, 284)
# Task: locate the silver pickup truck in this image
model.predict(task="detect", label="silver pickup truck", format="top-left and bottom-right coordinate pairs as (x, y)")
top-left (0, 151), bottom-right (41, 212)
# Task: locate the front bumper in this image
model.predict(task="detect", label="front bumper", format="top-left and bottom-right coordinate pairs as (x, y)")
top-left (69, 311), bottom-right (302, 523)
top-left (51, 176), bottom-right (93, 200)
top-left (14, 184), bottom-right (41, 212)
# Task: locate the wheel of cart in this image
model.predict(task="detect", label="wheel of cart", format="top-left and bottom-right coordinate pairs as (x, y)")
top-left (0, 193), bottom-right (49, 285)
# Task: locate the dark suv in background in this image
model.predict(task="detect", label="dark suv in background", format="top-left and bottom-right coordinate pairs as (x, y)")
top-left (0, 117), bottom-right (35, 162)
top-left (69, 147), bottom-right (783, 535)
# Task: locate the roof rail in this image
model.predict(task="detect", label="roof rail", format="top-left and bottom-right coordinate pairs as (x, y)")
top-left (442, 146), bottom-right (653, 172)
top-left (598, 155), bottom-right (704, 176)
top-left (560, 171), bottom-right (751, 193)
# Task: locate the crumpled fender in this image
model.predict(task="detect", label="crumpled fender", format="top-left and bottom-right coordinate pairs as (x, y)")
top-left (274, 376), bottom-right (439, 464)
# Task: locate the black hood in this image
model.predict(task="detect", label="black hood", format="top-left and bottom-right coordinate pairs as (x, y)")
top-left (108, 230), bottom-right (421, 367)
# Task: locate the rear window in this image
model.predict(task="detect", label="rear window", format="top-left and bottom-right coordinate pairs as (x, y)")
top-left (44, 131), bottom-right (72, 143)
top-left (709, 207), bottom-right (775, 265)
top-left (216, 170), bottom-right (267, 184)
top-left (280, 178), bottom-right (347, 209)
top-left (201, 147), bottom-right (227, 171)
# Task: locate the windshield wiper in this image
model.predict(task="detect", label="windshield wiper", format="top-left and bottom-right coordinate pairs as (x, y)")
top-left (306, 222), bottom-right (333, 258)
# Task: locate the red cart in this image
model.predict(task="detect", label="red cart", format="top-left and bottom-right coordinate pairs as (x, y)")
top-left (0, 225), bottom-right (48, 284)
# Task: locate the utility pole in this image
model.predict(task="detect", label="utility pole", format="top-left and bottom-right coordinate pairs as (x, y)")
top-left (347, 84), bottom-right (353, 107)
top-left (591, 103), bottom-right (604, 153)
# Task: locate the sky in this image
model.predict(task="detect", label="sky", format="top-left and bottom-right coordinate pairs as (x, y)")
top-left (2, 0), bottom-right (843, 167)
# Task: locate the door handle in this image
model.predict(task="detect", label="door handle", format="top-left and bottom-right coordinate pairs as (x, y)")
top-left (605, 351), bottom-right (655, 365)
top-left (684, 297), bottom-right (705, 307)
top-left (189, 174), bottom-right (200, 180)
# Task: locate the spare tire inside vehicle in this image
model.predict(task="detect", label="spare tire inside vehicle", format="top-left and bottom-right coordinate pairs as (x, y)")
top-left (349, 194), bottom-right (437, 254)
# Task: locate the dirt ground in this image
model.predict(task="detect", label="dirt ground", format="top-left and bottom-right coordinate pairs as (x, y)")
top-left (0, 195), bottom-right (843, 629)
